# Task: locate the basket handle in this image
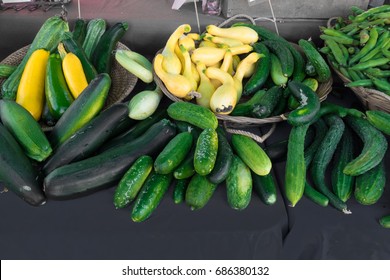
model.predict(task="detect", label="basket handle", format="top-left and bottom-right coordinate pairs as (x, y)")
top-left (223, 122), bottom-right (276, 144)
top-left (327, 17), bottom-right (339, 28)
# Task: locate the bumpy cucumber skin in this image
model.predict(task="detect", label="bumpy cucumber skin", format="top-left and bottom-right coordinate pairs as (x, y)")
top-left (263, 40), bottom-right (294, 77)
top-left (185, 174), bottom-right (217, 210)
top-left (366, 110), bottom-right (390, 135)
top-left (194, 128), bottom-right (218, 176)
top-left (173, 179), bottom-right (188, 204)
top-left (114, 155), bottom-right (153, 209)
top-left (226, 155), bottom-right (253, 210)
top-left (131, 172), bottom-right (172, 222)
top-left (252, 172), bottom-right (277, 205)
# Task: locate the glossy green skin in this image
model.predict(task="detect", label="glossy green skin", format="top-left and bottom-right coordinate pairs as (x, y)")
top-left (185, 174), bottom-right (217, 210)
top-left (49, 73), bottom-right (111, 149)
top-left (263, 40), bottom-right (294, 77)
top-left (72, 18), bottom-right (87, 46)
top-left (270, 54), bottom-right (288, 86)
top-left (226, 155), bottom-right (252, 210)
top-left (379, 215), bottom-right (390, 228)
top-left (131, 172), bottom-right (172, 222)
top-left (252, 172), bottom-right (277, 205)
top-left (325, 38), bottom-right (347, 66)
top-left (251, 86), bottom-right (283, 118)
top-left (173, 179), bottom-right (188, 204)
top-left (82, 18), bottom-right (106, 59)
top-left (0, 123), bottom-right (45, 206)
top-left (45, 54), bottom-right (74, 120)
top-left (154, 132), bottom-right (193, 174)
top-left (92, 22), bottom-right (129, 74)
top-left (230, 89), bottom-right (266, 116)
top-left (343, 116), bottom-right (388, 176)
top-left (173, 152), bottom-right (195, 179)
top-left (366, 110), bottom-right (390, 135)
top-left (194, 128), bottom-right (218, 176)
top-left (114, 155), bottom-right (153, 208)
top-left (287, 81), bottom-right (321, 126)
top-left (354, 161), bottom-right (385, 206)
top-left (242, 42), bottom-right (271, 96)
top-left (304, 182), bottom-right (329, 207)
top-left (0, 100), bottom-right (52, 162)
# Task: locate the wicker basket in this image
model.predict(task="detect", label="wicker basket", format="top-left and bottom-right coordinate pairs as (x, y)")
top-left (326, 17), bottom-right (390, 113)
top-left (0, 42), bottom-right (138, 131)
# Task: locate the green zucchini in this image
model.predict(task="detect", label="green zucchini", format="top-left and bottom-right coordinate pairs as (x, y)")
top-left (242, 42), bottom-right (271, 96)
top-left (354, 160), bottom-right (386, 205)
top-left (154, 132), bottom-right (193, 174)
top-left (45, 53), bottom-right (74, 120)
top-left (44, 119), bottom-right (176, 200)
top-left (0, 100), bottom-right (52, 162)
top-left (366, 110), bottom-right (390, 135)
top-left (92, 22), bottom-right (129, 74)
top-left (173, 179), bottom-right (188, 204)
top-left (185, 174), bottom-right (217, 210)
top-left (331, 127), bottom-right (355, 202)
top-left (131, 171), bottom-right (172, 222)
top-left (263, 40), bottom-right (294, 77)
top-left (0, 64), bottom-right (17, 78)
top-left (43, 103), bottom-right (130, 175)
top-left (226, 155), bottom-right (252, 210)
top-left (231, 134), bottom-right (272, 176)
top-left (0, 123), bottom-right (45, 206)
top-left (1, 16), bottom-right (69, 100)
top-left (82, 18), bottom-right (106, 60)
top-left (343, 116), bottom-right (388, 176)
top-left (252, 172), bottom-right (277, 205)
top-left (194, 128), bottom-right (218, 176)
top-left (311, 114), bottom-right (350, 213)
top-left (114, 155), bottom-right (153, 209)
top-left (72, 18), bottom-right (87, 46)
top-left (167, 101), bottom-right (218, 130)
top-left (49, 73), bottom-right (111, 149)
top-left (251, 85), bottom-right (283, 118)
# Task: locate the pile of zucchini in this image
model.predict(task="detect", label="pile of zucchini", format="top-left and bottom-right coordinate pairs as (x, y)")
top-left (320, 5), bottom-right (390, 93)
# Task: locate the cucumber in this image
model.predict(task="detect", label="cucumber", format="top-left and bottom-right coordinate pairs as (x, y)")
top-left (287, 81), bottom-right (321, 126)
top-left (2, 16), bottom-right (69, 100)
top-left (354, 161), bottom-right (386, 205)
top-left (226, 155), bottom-right (252, 210)
top-left (113, 155), bottom-right (153, 209)
top-left (305, 60), bottom-right (317, 76)
top-left (207, 128), bottom-right (233, 184)
top-left (44, 119), bottom-right (176, 200)
top-left (331, 127), bottom-right (355, 202)
top-left (304, 182), bottom-right (329, 207)
top-left (311, 115), bottom-right (350, 213)
top-left (251, 85), bottom-right (283, 118)
top-left (263, 40), bottom-right (294, 77)
top-left (298, 39), bottom-right (331, 82)
top-left (379, 215), bottom-right (390, 228)
top-left (43, 103), bottom-right (130, 175)
top-left (270, 53), bottom-right (288, 86)
top-left (231, 134), bottom-right (272, 176)
top-left (285, 124), bottom-right (310, 207)
top-left (194, 128), bottom-right (218, 176)
top-left (185, 174), bottom-right (217, 210)
top-left (49, 73), bottom-right (111, 149)
top-left (173, 151), bottom-right (196, 179)
top-left (82, 18), bottom-right (106, 60)
top-left (231, 89), bottom-right (266, 116)
top-left (242, 43), bottom-right (271, 96)
top-left (366, 110), bottom-right (390, 135)
top-left (0, 123), bottom-right (45, 206)
top-left (167, 102), bottom-right (218, 130)
top-left (252, 172), bottom-right (277, 205)
top-left (0, 100), bottom-right (52, 162)
top-left (343, 116), bottom-right (388, 176)
top-left (154, 132), bottom-right (193, 174)
top-left (131, 172), bottom-right (172, 222)
top-left (173, 179), bottom-right (188, 204)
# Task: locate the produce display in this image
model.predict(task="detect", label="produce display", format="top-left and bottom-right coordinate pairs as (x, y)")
top-left (0, 6), bottom-right (390, 229)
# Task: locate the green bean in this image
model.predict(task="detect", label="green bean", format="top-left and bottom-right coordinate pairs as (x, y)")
top-left (353, 5), bottom-right (390, 23)
top-left (364, 67), bottom-right (390, 78)
top-left (351, 6), bottom-right (365, 16)
top-left (347, 69), bottom-right (362, 81)
top-left (346, 27), bottom-right (360, 37)
top-left (339, 66), bottom-right (352, 79)
top-left (359, 29), bottom-right (370, 45)
top-left (339, 22), bottom-right (359, 33)
top-left (349, 27), bottom-right (379, 65)
top-left (371, 77), bottom-right (390, 93)
top-left (350, 57), bottom-right (390, 71)
top-left (360, 32), bottom-right (390, 63)
top-left (348, 47), bottom-right (356, 54)
top-left (319, 46), bottom-right (331, 54)
top-left (339, 43), bottom-right (349, 62)
top-left (358, 18), bottom-right (389, 29)
top-left (326, 39), bottom-right (347, 66)
top-left (346, 79), bottom-right (373, 87)
top-left (373, 12), bottom-right (390, 19)
top-left (320, 34), bottom-right (359, 46)
top-left (382, 47), bottom-right (390, 59)
top-left (321, 27), bottom-right (355, 41)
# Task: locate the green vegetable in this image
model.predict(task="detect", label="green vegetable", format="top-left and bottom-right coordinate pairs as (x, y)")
top-left (185, 174), bottom-right (217, 210)
top-left (270, 53), bottom-right (288, 86)
top-left (366, 110), bottom-right (390, 135)
top-left (252, 172), bottom-right (277, 205)
top-left (173, 179), bottom-right (188, 204)
top-left (0, 64), bottom-right (17, 78)
top-left (82, 18), bottom-right (106, 60)
top-left (194, 128), bottom-right (218, 176)
top-left (128, 86), bottom-right (163, 120)
top-left (263, 39), bottom-right (294, 77)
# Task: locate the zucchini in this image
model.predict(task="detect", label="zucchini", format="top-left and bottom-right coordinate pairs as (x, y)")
top-left (49, 73), bottom-right (111, 149)
top-left (113, 155), bottom-right (153, 209)
top-left (331, 127), bottom-right (355, 202)
top-left (354, 161), bottom-right (386, 205)
top-left (252, 172), bottom-right (277, 205)
top-left (366, 110), bottom-right (390, 135)
top-left (154, 132), bottom-right (193, 174)
top-left (167, 101), bottom-right (218, 130)
top-left (1, 16), bottom-right (69, 100)
top-left (43, 103), bottom-right (130, 175)
top-left (72, 18), bottom-right (87, 46)
top-left (231, 134), bottom-right (272, 176)
top-left (226, 155), bottom-right (252, 210)
top-left (44, 119), bottom-right (176, 200)
top-left (0, 100), bottom-right (52, 162)
top-left (185, 174), bottom-right (217, 210)
top-left (251, 85), bottom-right (283, 118)
top-left (194, 128), bottom-right (218, 176)
top-left (0, 64), bottom-right (17, 78)
top-left (0, 123), bottom-right (45, 206)
top-left (173, 179), bottom-right (188, 204)
top-left (131, 172), bottom-right (172, 222)
top-left (82, 18), bottom-right (106, 60)
top-left (207, 128), bottom-right (233, 184)
top-left (263, 40), bottom-right (294, 77)
top-left (343, 116), bottom-right (388, 176)
top-left (311, 114), bottom-right (350, 213)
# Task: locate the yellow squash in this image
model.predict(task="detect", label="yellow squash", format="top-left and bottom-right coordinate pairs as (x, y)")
top-left (16, 48), bottom-right (50, 121)
top-left (234, 52), bottom-right (263, 100)
top-left (206, 25), bottom-right (259, 44)
top-left (195, 63), bottom-right (215, 108)
top-left (179, 45), bottom-right (198, 92)
top-left (191, 47), bottom-right (226, 66)
top-left (204, 33), bottom-right (244, 47)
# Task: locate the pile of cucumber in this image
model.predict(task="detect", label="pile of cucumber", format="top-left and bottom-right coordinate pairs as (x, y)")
top-left (320, 5), bottom-right (390, 93)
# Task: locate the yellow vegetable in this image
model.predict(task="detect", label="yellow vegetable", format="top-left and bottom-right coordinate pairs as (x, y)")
top-left (180, 45), bottom-right (198, 91)
top-left (229, 45), bottom-right (253, 56)
top-left (195, 63), bottom-right (215, 108)
top-left (206, 25), bottom-right (259, 44)
top-left (191, 62), bottom-right (200, 84)
top-left (154, 53), bottom-right (193, 99)
top-left (179, 35), bottom-right (196, 52)
top-left (187, 33), bottom-right (201, 41)
top-left (232, 55), bottom-right (241, 71)
top-left (162, 24), bottom-right (191, 75)
top-left (220, 50), bottom-right (233, 73)
top-left (204, 33), bottom-right (244, 47)
top-left (16, 49), bottom-right (50, 121)
top-left (199, 40), bottom-right (218, 48)
top-left (205, 67), bottom-right (237, 114)
top-left (191, 47), bottom-right (226, 66)
top-left (234, 53), bottom-right (263, 100)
